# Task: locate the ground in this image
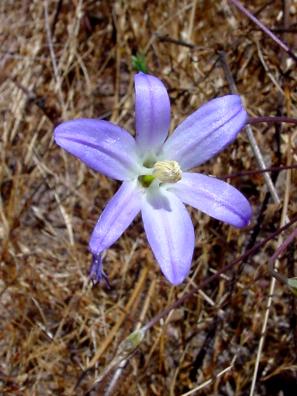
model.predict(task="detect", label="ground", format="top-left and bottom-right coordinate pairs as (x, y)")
top-left (0, 0), bottom-right (297, 395)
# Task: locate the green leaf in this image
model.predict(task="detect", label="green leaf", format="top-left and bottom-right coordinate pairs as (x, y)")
top-left (288, 278), bottom-right (297, 296)
top-left (118, 327), bottom-right (146, 357)
top-left (132, 53), bottom-right (148, 73)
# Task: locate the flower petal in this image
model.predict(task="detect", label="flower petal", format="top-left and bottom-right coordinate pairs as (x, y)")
top-left (54, 119), bottom-right (140, 180)
top-left (141, 187), bottom-right (194, 285)
top-left (135, 72), bottom-right (170, 156)
top-left (161, 95), bottom-right (247, 170)
top-left (89, 180), bottom-right (141, 254)
top-left (169, 173), bottom-right (252, 228)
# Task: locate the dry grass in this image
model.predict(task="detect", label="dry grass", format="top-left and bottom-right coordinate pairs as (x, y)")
top-left (1, 0), bottom-right (297, 395)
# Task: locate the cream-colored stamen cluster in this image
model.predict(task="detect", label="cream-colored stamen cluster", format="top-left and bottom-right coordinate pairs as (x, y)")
top-left (153, 160), bottom-right (182, 183)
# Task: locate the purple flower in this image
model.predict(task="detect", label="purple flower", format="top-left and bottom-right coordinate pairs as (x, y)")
top-left (54, 73), bottom-right (252, 285)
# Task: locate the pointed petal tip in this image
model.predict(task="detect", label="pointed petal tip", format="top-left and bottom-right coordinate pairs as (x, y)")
top-left (53, 119), bottom-right (139, 180)
top-left (54, 124), bottom-right (73, 151)
top-left (163, 268), bottom-right (189, 285)
top-left (54, 128), bottom-right (69, 149)
top-left (53, 122), bottom-right (67, 144)
top-left (170, 173), bottom-right (252, 229)
top-left (134, 73), bottom-right (171, 154)
top-left (158, 252), bottom-right (192, 286)
top-left (233, 202), bottom-right (252, 229)
top-left (53, 118), bottom-right (84, 140)
top-left (135, 71), bottom-right (146, 77)
top-left (163, 94), bottom-right (248, 170)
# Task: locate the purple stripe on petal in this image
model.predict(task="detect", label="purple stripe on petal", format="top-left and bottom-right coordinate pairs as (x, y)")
top-left (135, 73), bottom-right (170, 155)
top-left (141, 188), bottom-right (194, 285)
top-left (162, 95), bottom-right (247, 170)
top-left (169, 173), bottom-right (252, 228)
top-left (89, 181), bottom-right (141, 255)
top-left (54, 119), bottom-right (140, 180)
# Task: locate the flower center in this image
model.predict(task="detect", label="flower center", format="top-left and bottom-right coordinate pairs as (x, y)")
top-left (153, 160), bottom-right (182, 183)
top-left (138, 160), bottom-right (182, 188)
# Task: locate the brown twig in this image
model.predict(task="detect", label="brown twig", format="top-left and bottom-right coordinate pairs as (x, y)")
top-left (228, 0), bottom-right (297, 63)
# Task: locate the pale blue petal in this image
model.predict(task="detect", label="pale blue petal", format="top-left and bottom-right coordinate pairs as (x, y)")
top-left (89, 181), bottom-right (141, 255)
top-left (169, 173), bottom-right (252, 228)
top-left (162, 95), bottom-right (247, 170)
top-left (135, 73), bottom-right (170, 156)
top-left (54, 119), bottom-right (140, 180)
top-left (141, 188), bottom-right (194, 285)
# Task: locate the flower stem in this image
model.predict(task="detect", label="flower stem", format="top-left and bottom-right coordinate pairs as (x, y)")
top-left (248, 116), bottom-right (297, 126)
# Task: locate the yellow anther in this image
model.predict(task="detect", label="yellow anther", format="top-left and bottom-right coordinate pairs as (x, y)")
top-left (153, 160), bottom-right (182, 183)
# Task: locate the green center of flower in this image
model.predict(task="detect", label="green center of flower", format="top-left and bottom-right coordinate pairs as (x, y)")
top-left (140, 174), bottom-right (155, 187)
top-left (139, 160), bottom-right (182, 188)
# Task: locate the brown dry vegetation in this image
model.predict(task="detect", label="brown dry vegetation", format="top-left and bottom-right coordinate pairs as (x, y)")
top-left (1, 0), bottom-right (297, 395)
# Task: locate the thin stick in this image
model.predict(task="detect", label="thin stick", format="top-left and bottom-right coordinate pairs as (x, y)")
top-left (156, 33), bottom-right (200, 49)
top-left (144, 2), bottom-right (193, 53)
top-left (248, 116), bottom-right (297, 126)
top-left (88, 267), bottom-right (148, 368)
top-left (187, 0), bottom-right (197, 41)
top-left (44, 0), bottom-right (65, 114)
top-left (219, 164), bottom-right (297, 180)
top-left (143, 215), bottom-right (297, 332)
top-left (78, 215), bottom-right (297, 394)
top-left (249, 215), bottom-right (288, 396)
top-left (269, 227), bottom-right (297, 286)
top-left (219, 51), bottom-right (282, 205)
top-left (228, 0), bottom-right (297, 63)
top-left (180, 355), bottom-right (236, 395)
top-left (250, 126), bottom-right (292, 396)
top-left (219, 50), bottom-right (291, 396)
top-left (103, 278), bottom-right (156, 396)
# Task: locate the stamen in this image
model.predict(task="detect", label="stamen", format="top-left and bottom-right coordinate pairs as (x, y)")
top-left (89, 254), bottom-right (111, 288)
top-left (153, 160), bottom-right (182, 183)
